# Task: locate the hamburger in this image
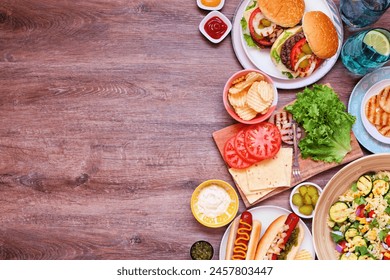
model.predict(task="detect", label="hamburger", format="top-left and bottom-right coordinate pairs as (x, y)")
top-left (242, 0), bottom-right (305, 48)
top-left (270, 11), bottom-right (339, 78)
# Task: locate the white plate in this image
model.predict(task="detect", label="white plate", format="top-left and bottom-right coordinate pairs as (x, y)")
top-left (219, 205), bottom-right (315, 259)
top-left (348, 67), bottom-right (390, 153)
top-left (231, 0), bottom-right (343, 89)
top-left (361, 79), bottom-right (390, 144)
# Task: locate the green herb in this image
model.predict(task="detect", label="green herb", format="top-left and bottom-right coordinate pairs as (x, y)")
top-left (285, 85), bottom-right (356, 163)
top-left (355, 246), bottom-right (368, 256)
top-left (379, 229), bottom-right (390, 241)
top-left (241, 17), bottom-right (247, 31)
top-left (282, 71), bottom-right (294, 79)
top-left (369, 218), bottom-right (379, 229)
top-left (330, 232), bottom-right (344, 243)
top-left (385, 206), bottom-right (390, 215)
top-left (243, 34), bottom-right (257, 48)
top-left (354, 196), bottom-right (366, 205)
top-left (351, 182), bottom-right (358, 192)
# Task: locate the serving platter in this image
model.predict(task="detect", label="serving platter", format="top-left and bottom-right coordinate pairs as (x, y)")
top-left (348, 66), bottom-right (390, 153)
top-left (213, 107), bottom-right (364, 207)
top-left (312, 154), bottom-right (390, 259)
top-left (231, 0), bottom-right (343, 89)
top-left (219, 205), bottom-right (315, 260)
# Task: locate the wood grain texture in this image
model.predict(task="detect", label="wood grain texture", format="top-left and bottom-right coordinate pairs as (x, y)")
top-left (0, 0), bottom-right (388, 259)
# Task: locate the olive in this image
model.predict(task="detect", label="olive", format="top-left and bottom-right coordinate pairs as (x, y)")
top-left (304, 193), bottom-right (312, 205)
top-left (292, 193), bottom-right (304, 207)
top-left (260, 18), bottom-right (272, 27)
top-left (307, 186), bottom-right (319, 197)
top-left (302, 43), bottom-right (313, 54)
top-left (299, 204), bottom-right (314, 216)
top-left (299, 186), bottom-right (308, 196)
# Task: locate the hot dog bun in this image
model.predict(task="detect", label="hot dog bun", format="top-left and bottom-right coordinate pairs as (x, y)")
top-left (254, 214), bottom-right (304, 260)
top-left (225, 215), bottom-right (262, 260)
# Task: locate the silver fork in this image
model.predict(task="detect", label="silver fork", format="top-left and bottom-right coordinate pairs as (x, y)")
top-left (292, 121), bottom-right (301, 181)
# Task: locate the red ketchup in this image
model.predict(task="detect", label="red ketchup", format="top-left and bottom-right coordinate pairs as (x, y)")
top-left (204, 16), bottom-right (227, 40)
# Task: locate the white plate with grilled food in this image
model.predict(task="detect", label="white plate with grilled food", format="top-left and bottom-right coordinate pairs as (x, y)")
top-left (361, 79), bottom-right (390, 144)
top-left (348, 66), bottom-right (390, 153)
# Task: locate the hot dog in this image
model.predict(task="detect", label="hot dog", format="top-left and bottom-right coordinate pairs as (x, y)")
top-left (225, 211), bottom-right (262, 260)
top-left (254, 213), bottom-right (304, 260)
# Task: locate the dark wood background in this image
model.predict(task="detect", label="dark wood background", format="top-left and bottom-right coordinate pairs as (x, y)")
top-left (0, 0), bottom-right (388, 259)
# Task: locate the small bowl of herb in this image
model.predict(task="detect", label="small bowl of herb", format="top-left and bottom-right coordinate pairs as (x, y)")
top-left (190, 240), bottom-right (214, 260)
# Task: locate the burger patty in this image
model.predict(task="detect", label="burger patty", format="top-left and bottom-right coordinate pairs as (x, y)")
top-left (280, 31), bottom-right (305, 70)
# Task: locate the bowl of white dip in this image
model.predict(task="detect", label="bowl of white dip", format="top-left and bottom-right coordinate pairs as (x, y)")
top-left (191, 179), bottom-right (239, 228)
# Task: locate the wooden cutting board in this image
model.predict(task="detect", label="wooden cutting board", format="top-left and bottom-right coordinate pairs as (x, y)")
top-left (212, 122), bottom-right (364, 208)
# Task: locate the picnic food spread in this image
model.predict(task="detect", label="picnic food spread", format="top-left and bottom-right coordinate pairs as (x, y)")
top-left (194, 0), bottom-right (390, 260)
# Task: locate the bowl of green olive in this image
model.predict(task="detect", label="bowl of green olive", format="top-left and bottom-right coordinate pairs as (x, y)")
top-left (289, 182), bottom-right (322, 219)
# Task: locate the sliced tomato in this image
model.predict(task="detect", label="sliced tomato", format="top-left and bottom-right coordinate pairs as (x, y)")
top-left (244, 122), bottom-right (281, 160)
top-left (248, 8), bottom-right (274, 47)
top-left (385, 235), bottom-right (390, 247)
top-left (234, 129), bottom-right (258, 163)
top-left (368, 210), bottom-right (375, 218)
top-left (223, 136), bottom-right (252, 169)
top-left (290, 38), bottom-right (307, 70)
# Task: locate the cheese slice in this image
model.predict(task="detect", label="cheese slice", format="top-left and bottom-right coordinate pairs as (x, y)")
top-left (246, 148), bottom-right (292, 191)
top-left (229, 166), bottom-right (275, 204)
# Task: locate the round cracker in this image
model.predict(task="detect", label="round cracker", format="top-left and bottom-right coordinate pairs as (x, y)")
top-left (234, 104), bottom-right (258, 120)
top-left (247, 82), bottom-right (268, 113)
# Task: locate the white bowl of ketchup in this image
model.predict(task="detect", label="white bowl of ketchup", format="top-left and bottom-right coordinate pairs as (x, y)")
top-left (199, 11), bottom-right (232, 44)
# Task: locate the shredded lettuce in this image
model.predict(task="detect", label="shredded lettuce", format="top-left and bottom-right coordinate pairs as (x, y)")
top-left (246, 0), bottom-right (257, 10)
top-left (241, 17), bottom-right (247, 31)
top-left (271, 49), bottom-right (281, 63)
top-left (285, 84), bottom-right (356, 163)
top-left (282, 71), bottom-right (294, 79)
top-left (243, 34), bottom-right (257, 48)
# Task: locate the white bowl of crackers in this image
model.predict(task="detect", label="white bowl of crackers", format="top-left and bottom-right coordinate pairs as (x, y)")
top-left (360, 80), bottom-right (390, 144)
top-left (223, 69), bottom-right (278, 124)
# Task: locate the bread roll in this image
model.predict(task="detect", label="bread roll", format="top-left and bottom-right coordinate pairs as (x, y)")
top-left (257, 0), bottom-right (305, 28)
top-left (302, 11), bottom-right (338, 59)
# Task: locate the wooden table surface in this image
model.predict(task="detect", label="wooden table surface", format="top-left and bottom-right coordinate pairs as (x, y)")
top-left (0, 0), bottom-right (389, 260)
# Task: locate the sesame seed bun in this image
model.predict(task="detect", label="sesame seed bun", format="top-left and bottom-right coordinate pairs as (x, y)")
top-left (257, 0), bottom-right (305, 28)
top-left (302, 11), bottom-right (339, 59)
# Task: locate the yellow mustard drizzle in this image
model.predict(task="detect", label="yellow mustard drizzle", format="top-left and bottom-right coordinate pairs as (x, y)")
top-left (232, 220), bottom-right (252, 260)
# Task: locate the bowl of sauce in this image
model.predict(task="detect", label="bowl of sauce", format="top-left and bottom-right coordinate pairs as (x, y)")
top-left (191, 179), bottom-right (239, 228)
top-left (199, 11), bottom-right (232, 44)
top-left (190, 240), bottom-right (214, 260)
top-left (197, 0), bottom-right (224, 11)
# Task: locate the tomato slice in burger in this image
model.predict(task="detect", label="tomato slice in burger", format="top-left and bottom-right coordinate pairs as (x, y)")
top-left (290, 38), bottom-right (307, 70)
top-left (248, 8), bottom-right (273, 47)
top-left (223, 136), bottom-right (252, 169)
top-left (244, 122), bottom-right (281, 160)
top-left (234, 129), bottom-right (258, 163)
top-left (290, 38), bottom-right (324, 72)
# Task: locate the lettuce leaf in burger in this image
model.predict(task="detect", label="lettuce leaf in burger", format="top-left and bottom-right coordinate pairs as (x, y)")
top-left (241, 0), bottom-right (305, 48)
top-left (270, 11), bottom-right (339, 78)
